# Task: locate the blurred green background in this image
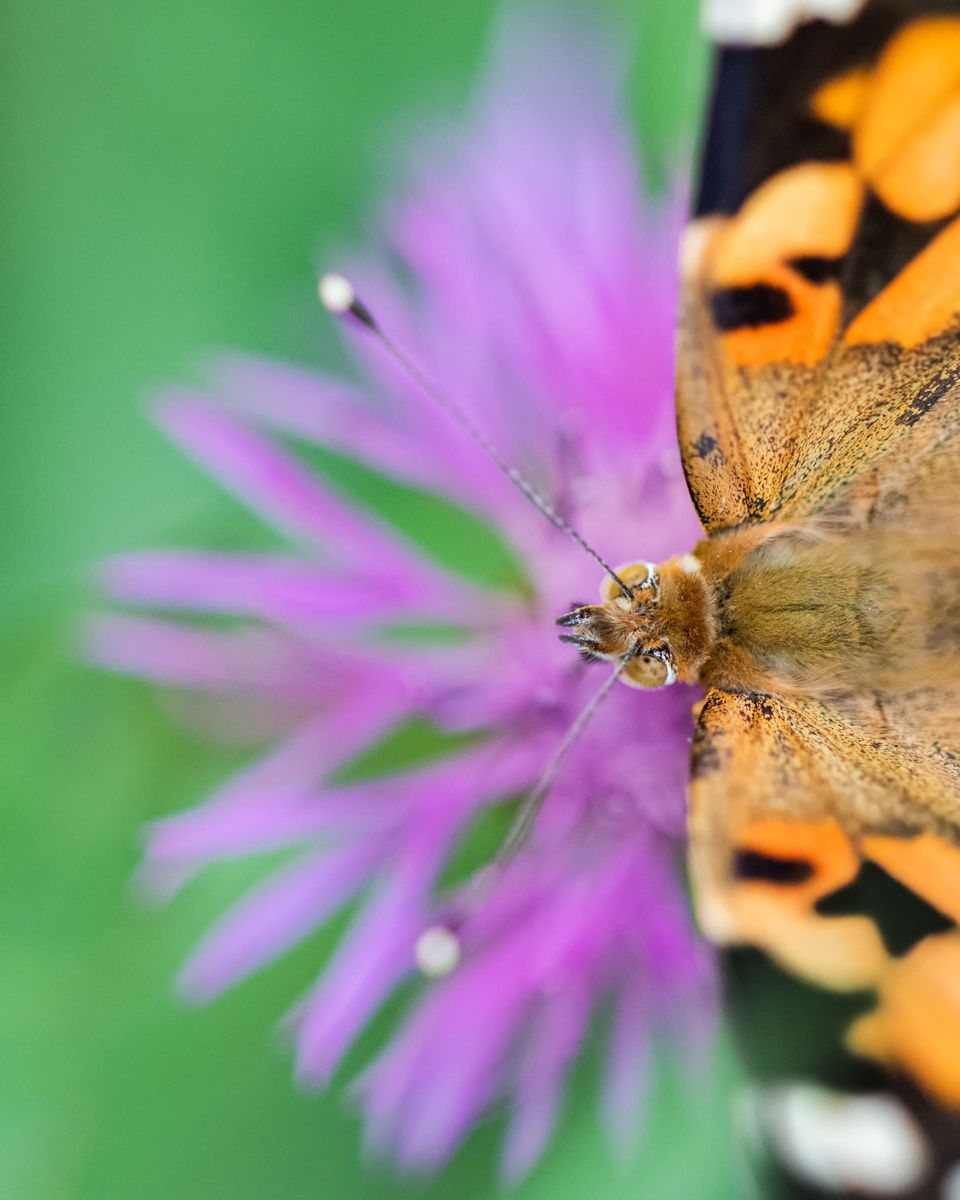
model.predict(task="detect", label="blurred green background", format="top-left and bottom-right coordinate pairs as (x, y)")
top-left (1, 2), bottom-right (742, 1196)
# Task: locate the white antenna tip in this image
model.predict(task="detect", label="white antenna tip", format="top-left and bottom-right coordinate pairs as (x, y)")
top-left (318, 272), bottom-right (355, 314)
top-left (414, 924), bottom-right (461, 978)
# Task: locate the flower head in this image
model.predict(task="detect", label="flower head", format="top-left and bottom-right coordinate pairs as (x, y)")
top-left (90, 6), bottom-right (714, 1181)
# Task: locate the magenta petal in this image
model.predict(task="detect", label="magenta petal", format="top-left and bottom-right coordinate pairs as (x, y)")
top-left (148, 793), bottom-right (352, 862)
top-left (85, 614), bottom-right (328, 698)
top-left (211, 356), bottom-right (461, 496)
top-left (293, 893), bottom-right (418, 1084)
top-left (359, 965), bottom-right (528, 1169)
top-left (154, 394), bottom-right (434, 581)
top-left (144, 693), bottom-right (412, 870)
top-left (600, 975), bottom-right (651, 1159)
top-left (101, 551), bottom-right (413, 624)
top-left (178, 843), bottom-right (381, 1002)
top-left (187, 691), bottom-right (409, 807)
top-left (293, 836), bottom-right (448, 1086)
top-left (501, 981), bottom-right (591, 1183)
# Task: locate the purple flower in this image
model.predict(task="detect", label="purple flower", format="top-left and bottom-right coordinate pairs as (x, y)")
top-left (89, 6), bottom-right (714, 1182)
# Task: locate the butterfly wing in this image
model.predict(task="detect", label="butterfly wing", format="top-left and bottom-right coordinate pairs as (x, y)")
top-left (683, 5), bottom-right (960, 1188)
top-left (689, 687), bottom-right (960, 981)
top-left (679, 2), bottom-right (960, 534)
top-left (689, 685), bottom-right (960, 1141)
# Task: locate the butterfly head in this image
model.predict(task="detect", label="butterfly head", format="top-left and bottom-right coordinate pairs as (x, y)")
top-left (556, 555), bottom-right (715, 688)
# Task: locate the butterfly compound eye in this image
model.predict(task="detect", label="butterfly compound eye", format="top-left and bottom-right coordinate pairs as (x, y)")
top-left (622, 650), bottom-right (676, 689)
top-left (600, 561), bottom-right (660, 604)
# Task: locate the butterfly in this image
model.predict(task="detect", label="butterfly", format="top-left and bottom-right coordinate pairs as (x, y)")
top-left (659, 1), bottom-right (960, 1193)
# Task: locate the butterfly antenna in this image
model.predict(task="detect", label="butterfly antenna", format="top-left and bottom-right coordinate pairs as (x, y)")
top-left (319, 272), bottom-right (632, 599)
top-left (494, 652), bottom-right (632, 865)
top-left (411, 652), bottom-right (633, 978)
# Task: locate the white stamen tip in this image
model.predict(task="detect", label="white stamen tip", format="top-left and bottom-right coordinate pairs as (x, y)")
top-left (318, 272), bottom-right (355, 314)
top-left (414, 925), bottom-right (461, 978)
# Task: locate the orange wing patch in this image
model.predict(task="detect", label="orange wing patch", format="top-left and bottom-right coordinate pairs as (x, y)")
top-left (811, 66), bottom-right (870, 129)
top-left (703, 163), bottom-right (862, 368)
top-left (738, 818), bottom-right (859, 902)
top-left (709, 164), bottom-right (863, 279)
top-left (811, 17), bottom-right (960, 223)
top-left (849, 835), bottom-right (960, 1106)
top-left (845, 215), bottom-right (960, 348)
top-left (848, 932), bottom-right (960, 1109)
top-left (854, 16), bottom-right (960, 223)
top-left (716, 818), bottom-right (888, 991)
